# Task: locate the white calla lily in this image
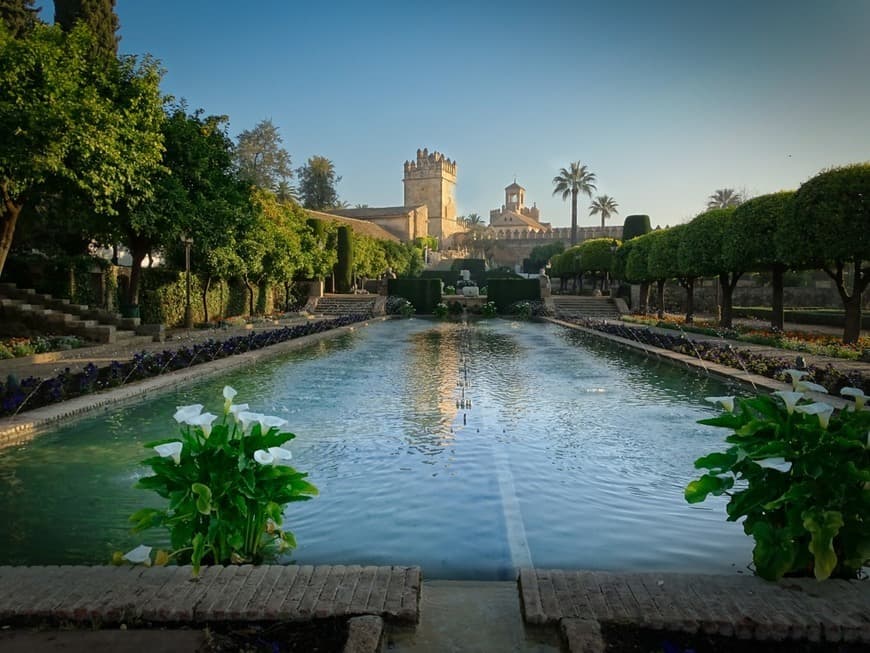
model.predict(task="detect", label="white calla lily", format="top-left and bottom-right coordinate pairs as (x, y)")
top-left (223, 386), bottom-right (238, 412)
top-left (705, 396), bottom-right (736, 413)
top-left (840, 387), bottom-right (867, 411)
top-left (772, 390), bottom-right (805, 415)
top-left (755, 457), bottom-right (792, 473)
top-left (254, 449), bottom-right (275, 465)
top-left (794, 402), bottom-right (835, 429)
top-left (258, 415), bottom-right (289, 432)
top-left (123, 544), bottom-right (153, 566)
top-left (229, 403), bottom-right (250, 419)
top-left (796, 380), bottom-right (828, 395)
top-left (237, 411), bottom-right (264, 434)
top-left (187, 412), bottom-right (218, 437)
top-left (173, 404), bottom-right (203, 423)
top-left (782, 369), bottom-right (809, 390)
top-left (268, 446), bottom-right (292, 464)
top-left (154, 441), bottom-right (183, 464)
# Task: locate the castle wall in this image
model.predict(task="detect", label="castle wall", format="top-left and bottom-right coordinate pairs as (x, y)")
top-left (403, 148), bottom-right (457, 243)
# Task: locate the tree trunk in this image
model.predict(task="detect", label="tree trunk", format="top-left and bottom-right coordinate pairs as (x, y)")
top-left (124, 231), bottom-right (152, 308)
top-left (244, 277), bottom-right (254, 317)
top-left (639, 281), bottom-right (650, 314)
top-left (202, 276), bottom-right (212, 325)
top-left (0, 197), bottom-right (22, 279)
top-left (718, 272), bottom-right (742, 329)
top-left (683, 278), bottom-right (695, 324)
top-left (771, 264), bottom-right (785, 332)
top-left (284, 281), bottom-right (292, 311)
top-left (656, 279), bottom-right (665, 319)
top-left (826, 259), bottom-right (868, 344)
top-left (570, 189), bottom-right (578, 246)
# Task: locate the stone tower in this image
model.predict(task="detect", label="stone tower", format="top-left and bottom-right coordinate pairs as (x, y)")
top-left (403, 148), bottom-right (459, 244)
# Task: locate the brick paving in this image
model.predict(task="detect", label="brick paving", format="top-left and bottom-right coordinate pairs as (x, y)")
top-left (0, 565), bottom-right (420, 627)
top-left (520, 569), bottom-right (870, 651)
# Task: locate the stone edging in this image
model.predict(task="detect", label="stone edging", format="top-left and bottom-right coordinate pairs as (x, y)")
top-left (545, 317), bottom-right (848, 408)
top-left (0, 318), bottom-right (387, 447)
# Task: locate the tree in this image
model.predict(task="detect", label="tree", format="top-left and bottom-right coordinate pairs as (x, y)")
top-left (779, 164), bottom-right (870, 344)
top-left (0, 22), bottom-right (164, 279)
top-left (622, 214), bottom-right (652, 242)
top-left (647, 227), bottom-right (682, 319)
top-left (54, 0), bottom-right (119, 57)
top-left (707, 188), bottom-right (742, 209)
top-left (335, 225), bottom-right (354, 292)
top-left (235, 119), bottom-right (293, 193)
top-left (0, 0), bottom-right (40, 37)
top-left (552, 162), bottom-right (596, 245)
top-left (576, 237), bottom-right (620, 291)
top-left (679, 208), bottom-right (739, 327)
top-left (726, 192), bottom-right (794, 331)
top-left (524, 241), bottom-right (564, 274)
top-left (297, 155), bottom-right (341, 210)
top-left (588, 194), bottom-right (619, 228)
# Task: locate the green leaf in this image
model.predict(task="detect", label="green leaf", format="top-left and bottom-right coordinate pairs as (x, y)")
top-left (803, 510), bottom-right (844, 581)
top-left (191, 532), bottom-right (205, 576)
top-left (232, 494), bottom-right (248, 517)
top-left (128, 507), bottom-right (164, 532)
top-left (192, 482), bottom-right (212, 515)
top-left (685, 473), bottom-right (734, 504)
top-left (693, 450), bottom-right (737, 472)
top-left (751, 522), bottom-right (798, 580)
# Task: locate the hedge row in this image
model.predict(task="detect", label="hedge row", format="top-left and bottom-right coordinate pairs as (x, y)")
top-left (388, 278), bottom-right (442, 314)
top-left (487, 279), bottom-right (541, 311)
top-left (568, 318), bottom-right (868, 395)
top-left (0, 315), bottom-right (367, 417)
top-left (734, 307), bottom-right (870, 330)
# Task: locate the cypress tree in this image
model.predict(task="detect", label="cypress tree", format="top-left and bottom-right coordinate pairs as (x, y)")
top-left (0, 0), bottom-right (40, 37)
top-left (335, 226), bottom-right (354, 293)
top-left (54, 0), bottom-right (118, 56)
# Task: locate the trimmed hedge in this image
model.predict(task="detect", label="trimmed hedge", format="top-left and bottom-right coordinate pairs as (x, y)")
top-left (735, 307), bottom-right (870, 330)
top-left (487, 278), bottom-right (540, 311)
top-left (449, 258), bottom-right (486, 285)
top-left (388, 278), bottom-right (442, 314)
top-left (420, 270), bottom-right (461, 287)
top-left (0, 315), bottom-right (368, 417)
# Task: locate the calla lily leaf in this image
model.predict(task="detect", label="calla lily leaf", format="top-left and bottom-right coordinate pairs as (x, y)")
top-left (803, 511), bottom-right (843, 581)
top-left (192, 482), bottom-right (212, 515)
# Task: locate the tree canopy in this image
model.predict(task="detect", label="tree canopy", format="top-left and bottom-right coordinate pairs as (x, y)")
top-left (0, 0), bottom-right (39, 37)
top-left (553, 162), bottom-right (596, 245)
top-left (235, 119), bottom-right (293, 193)
top-left (297, 155), bottom-right (341, 210)
top-left (0, 21), bottom-right (164, 277)
top-left (54, 0), bottom-right (119, 57)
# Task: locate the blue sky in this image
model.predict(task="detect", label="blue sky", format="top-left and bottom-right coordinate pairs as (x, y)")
top-left (74, 1), bottom-right (870, 228)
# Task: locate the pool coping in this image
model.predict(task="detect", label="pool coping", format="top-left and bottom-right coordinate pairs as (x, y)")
top-left (519, 568), bottom-right (870, 651)
top-left (544, 317), bottom-right (850, 408)
top-left (0, 318), bottom-right (388, 448)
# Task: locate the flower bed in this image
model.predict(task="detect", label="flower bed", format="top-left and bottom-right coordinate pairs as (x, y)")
top-left (622, 314), bottom-right (869, 360)
top-left (570, 318), bottom-right (869, 395)
top-left (0, 335), bottom-right (86, 359)
top-left (0, 315), bottom-right (368, 417)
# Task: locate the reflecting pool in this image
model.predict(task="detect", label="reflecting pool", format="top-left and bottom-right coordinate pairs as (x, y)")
top-left (0, 319), bottom-right (752, 579)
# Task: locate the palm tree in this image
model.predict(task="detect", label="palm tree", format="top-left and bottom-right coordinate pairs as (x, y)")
top-left (464, 213), bottom-right (484, 227)
top-left (707, 188), bottom-right (742, 209)
top-left (588, 195), bottom-right (619, 228)
top-left (553, 162), bottom-right (597, 245)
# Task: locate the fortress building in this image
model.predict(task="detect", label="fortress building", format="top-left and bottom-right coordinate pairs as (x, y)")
top-left (488, 181), bottom-right (552, 238)
top-left (326, 148), bottom-right (461, 245)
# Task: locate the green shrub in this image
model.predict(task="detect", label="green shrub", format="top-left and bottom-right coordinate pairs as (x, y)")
top-left (487, 278), bottom-right (540, 311)
top-left (444, 285), bottom-right (456, 295)
top-left (433, 302), bottom-right (449, 318)
top-left (335, 226), bottom-right (354, 293)
top-left (481, 301), bottom-right (497, 318)
top-left (388, 278), bottom-right (441, 313)
top-left (622, 215), bottom-right (652, 241)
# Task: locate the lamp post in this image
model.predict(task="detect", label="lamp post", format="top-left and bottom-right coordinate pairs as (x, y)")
top-left (181, 234), bottom-right (194, 329)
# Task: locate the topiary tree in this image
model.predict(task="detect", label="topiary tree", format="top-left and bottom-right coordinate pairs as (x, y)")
top-left (647, 227), bottom-right (682, 319)
top-left (679, 208), bottom-right (739, 327)
top-left (577, 238), bottom-right (621, 292)
top-left (335, 225), bottom-right (354, 293)
top-left (779, 164), bottom-right (870, 343)
top-left (618, 234), bottom-right (655, 313)
top-left (621, 214), bottom-right (652, 242)
top-left (726, 191), bottom-right (795, 331)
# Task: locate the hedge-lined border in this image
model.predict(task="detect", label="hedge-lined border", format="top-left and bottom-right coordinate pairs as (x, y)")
top-left (0, 315), bottom-right (381, 445)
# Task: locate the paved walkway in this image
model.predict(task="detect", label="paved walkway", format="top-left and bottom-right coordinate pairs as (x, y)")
top-left (520, 569), bottom-right (870, 652)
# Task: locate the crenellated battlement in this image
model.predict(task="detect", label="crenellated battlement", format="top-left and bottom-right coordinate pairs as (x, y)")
top-left (403, 147), bottom-right (457, 179)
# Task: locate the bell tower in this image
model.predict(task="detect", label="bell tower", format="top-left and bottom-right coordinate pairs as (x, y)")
top-left (403, 148), bottom-right (459, 243)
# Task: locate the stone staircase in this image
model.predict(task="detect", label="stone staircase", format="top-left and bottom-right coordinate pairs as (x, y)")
top-left (551, 295), bottom-right (623, 321)
top-left (308, 293), bottom-right (377, 316)
top-left (0, 282), bottom-right (159, 344)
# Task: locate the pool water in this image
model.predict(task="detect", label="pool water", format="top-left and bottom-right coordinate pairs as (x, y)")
top-left (0, 319), bottom-right (752, 579)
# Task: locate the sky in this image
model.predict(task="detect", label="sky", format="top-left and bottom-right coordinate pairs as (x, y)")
top-left (54, 1), bottom-right (870, 228)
